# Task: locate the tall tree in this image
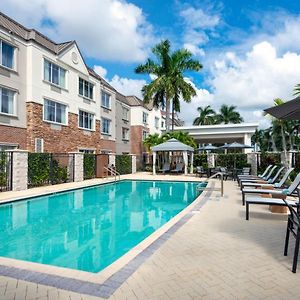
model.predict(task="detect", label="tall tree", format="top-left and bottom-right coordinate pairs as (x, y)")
top-left (216, 105), bottom-right (244, 124)
top-left (193, 105), bottom-right (216, 125)
top-left (135, 40), bottom-right (202, 132)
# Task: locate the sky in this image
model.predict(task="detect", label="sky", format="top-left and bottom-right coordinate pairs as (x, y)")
top-left (2, 0), bottom-right (300, 127)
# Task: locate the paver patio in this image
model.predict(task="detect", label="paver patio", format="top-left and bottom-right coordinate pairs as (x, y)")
top-left (0, 178), bottom-right (299, 299)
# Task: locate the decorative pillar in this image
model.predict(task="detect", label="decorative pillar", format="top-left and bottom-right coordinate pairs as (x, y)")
top-left (183, 151), bottom-right (188, 175)
top-left (247, 152), bottom-right (258, 176)
top-left (190, 152), bottom-right (194, 174)
top-left (108, 153), bottom-right (116, 167)
top-left (69, 152), bottom-right (84, 182)
top-left (7, 150), bottom-right (28, 191)
top-left (131, 154), bottom-right (137, 174)
top-left (153, 151), bottom-right (156, 175)
top-left (207, 153), bottom-right (215, 168)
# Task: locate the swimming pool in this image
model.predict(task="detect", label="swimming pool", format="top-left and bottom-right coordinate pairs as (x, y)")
top-left (0, 180), bottom-right (202, 273)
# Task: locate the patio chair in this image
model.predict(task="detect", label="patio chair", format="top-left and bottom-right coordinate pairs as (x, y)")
top-left (239, 165), bottom-right (278, 186)
top-left (219, 167), bottom-right (232, 180)
top-left (196, 166), bottom-right (207, 177)
top-left (241, 172), bottom-right (300, 206)
top-left (241, 167), bottom-right (293, 189)
top-left (283, 190), bottom-right (300, 273)
top-left (241, 167), bottom-right (251, 175)
top-left (171, 163), bottom-right (184, 173)
top-left (238, 164), bottom-right (273, 182)
top-left (160, 163), bottom-right (170, 174)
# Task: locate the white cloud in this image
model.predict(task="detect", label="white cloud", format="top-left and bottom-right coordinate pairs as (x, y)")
top-left (110, 75), bottom-right (146, 97)
top-left (2, 0), bottom-right (153, 62)
top-left (93, 65), bottom-right (107, 78)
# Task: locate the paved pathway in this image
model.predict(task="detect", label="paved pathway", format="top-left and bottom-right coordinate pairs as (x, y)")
top-left (1, 180), bottom-right (299, 299)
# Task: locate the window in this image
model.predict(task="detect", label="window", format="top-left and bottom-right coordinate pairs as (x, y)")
top-left (0, 87), bottom-right (15, 115)
top-left (101, 117), bottom-right (111, 135)
top-left (35, 138), bottom-right (44, 153)
top-left (79, 78), bottom-right (94, 100)
top-left (122, 127), bottom-right (129, 140)
top-left (79, 110), bottom-right (94, 130)
top-left (155, 117), bottom-right (159, 129)
top-left (122, 107), bottom-right (129, 121)
top-left (0, 40), bottom-right (15, 69)
top-left (101, 91), bottom-right (110, 108)
top-left (142, 112), bottom-right (148, 124)
top-left (44, 99), bottom-right (67, 124)
top-left (44, 59), bottom-right (66, 88)
top-left (142, 130), bottom-right (148, 141)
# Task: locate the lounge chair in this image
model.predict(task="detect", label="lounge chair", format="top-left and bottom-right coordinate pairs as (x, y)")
top-left (241, 172), bottom-right (300, 206)
top-left (160, 163), bottom-right (170, 174)
top-left (171, 163), bottom-right (184, 173)
top-left (239, 165), bottom-right (278, 186)
top-left (283, 191), bottom-right (300, 273)
top-left (241, 168), bottom-right (293, 189)
top-left (196, 166), bottom-right (207, 177)
top-left (238, 164), bottom-right (273, 183)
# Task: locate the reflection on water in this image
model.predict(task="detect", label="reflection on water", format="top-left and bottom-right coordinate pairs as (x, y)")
top-left (0, 180), bottom-right (200, 273)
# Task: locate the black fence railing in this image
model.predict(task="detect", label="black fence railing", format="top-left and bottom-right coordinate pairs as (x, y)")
top-left (83, 154), bottom-right (96, 179)
top-left (28, 153), bottom-right (74, 188)
top-left (0, 151), bottom-right (12, 192)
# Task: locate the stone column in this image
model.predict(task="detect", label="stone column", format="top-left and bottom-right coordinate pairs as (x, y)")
top-left (207, 153), bottom-right (215, 168)
top-left (69, 152), bottom-right (84, 182)
top-left (247, 152), bottom-right (258, 175)
top-left (183, 151), bottom-right (188, 175)
top-left (7, 150), bottom-right (28, 191)
top-left (131, 154), bottom-right (137, 174)
top-left (190, 152), bottom-right (194, 174)
top-left (108, 153), bottom-right (116, 167)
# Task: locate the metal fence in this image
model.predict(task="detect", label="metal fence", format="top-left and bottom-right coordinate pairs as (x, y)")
top-left (0, 151), bottom-right (12, 192)
top-left (28, 153), bottom-right (74, 188)
top-left (83, 154), bottom-right (96, 179)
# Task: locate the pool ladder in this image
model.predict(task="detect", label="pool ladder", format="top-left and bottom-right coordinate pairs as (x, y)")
top-left (104, 166), bottom-right (120, 182)
top-left (197, 172), bottom-right (224, 196)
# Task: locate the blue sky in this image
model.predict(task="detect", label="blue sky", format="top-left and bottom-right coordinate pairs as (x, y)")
top-left (2, 0), bottom-right (300, 126)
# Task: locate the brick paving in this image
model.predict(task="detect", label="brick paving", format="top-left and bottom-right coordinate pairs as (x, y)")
top-left (0, 179), bottom-right (299, 299)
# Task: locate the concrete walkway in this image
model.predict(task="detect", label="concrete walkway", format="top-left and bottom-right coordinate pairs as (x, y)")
top-left (1, 180), bottom-right (299, 299)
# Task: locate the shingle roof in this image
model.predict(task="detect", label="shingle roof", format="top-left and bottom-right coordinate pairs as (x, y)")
top-left (125, 95), bottom-right (154, 110)
top-left (86, 67), bottom-right (116, 91)
top-left (116, 92), bottom-right (131, 106)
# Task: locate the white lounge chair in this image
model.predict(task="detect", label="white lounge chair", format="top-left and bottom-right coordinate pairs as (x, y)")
top-left (239, 165), bottom-right (278, 185)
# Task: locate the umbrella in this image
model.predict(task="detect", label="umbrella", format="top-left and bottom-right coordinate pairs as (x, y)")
top-left (264, 96), bottom-right (300, 120)
top-left (219, 142), bottom-right (253, 170)
top-left (198, 144), bottom-right (219, 151)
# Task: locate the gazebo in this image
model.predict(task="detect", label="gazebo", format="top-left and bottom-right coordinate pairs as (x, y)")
top-left (151, 138), bottom-right (194, 175)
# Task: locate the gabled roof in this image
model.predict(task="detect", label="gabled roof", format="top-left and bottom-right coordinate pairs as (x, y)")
top-left (125, 95), bottom-right (154, 110)
top-left (116, 92), bottom-right (131, 106)
top-left (87, 67), bottom-right (116, 91)
top-left (0, 11), bottom-right (74, 55)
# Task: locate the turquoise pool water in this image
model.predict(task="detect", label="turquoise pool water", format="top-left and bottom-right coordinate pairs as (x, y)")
top-left (0, 180), bottom-right (201, 273)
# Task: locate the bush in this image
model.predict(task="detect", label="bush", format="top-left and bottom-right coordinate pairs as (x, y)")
top-left (215, 153), bottom-right (248, 169)
top-left (84, 154), bottom-right (96, 179)
top-left (115, 155), bottom-right (132, 174)
top-left (0, 152), bottom-right (8, 187)
top-left (193, 154), bottom-right (208, 169)
top-left (259, 152), bottom-right (281, 173)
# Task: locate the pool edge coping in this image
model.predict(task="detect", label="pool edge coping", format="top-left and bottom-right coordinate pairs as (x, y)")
top-left (0, 177), bottom-right (216, 298)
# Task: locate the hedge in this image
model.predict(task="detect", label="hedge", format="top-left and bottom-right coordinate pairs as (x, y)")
top-left (259, 152), bottom-right (281, 173)
top-left (193, 154), bottom-right (208, 169)
top-left (83, 154), bottom-right (96, 179)
top-left (215, 153), bottom-right (248, 169)
top-left (115, 155), bottom-right (132, 174)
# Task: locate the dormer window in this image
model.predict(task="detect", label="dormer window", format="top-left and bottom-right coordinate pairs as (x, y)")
top-left (0, 40), bottom-right (15, 70)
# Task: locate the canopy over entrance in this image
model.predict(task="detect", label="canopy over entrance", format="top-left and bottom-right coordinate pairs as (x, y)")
top-left (151, 138), bottom-right (194, 175)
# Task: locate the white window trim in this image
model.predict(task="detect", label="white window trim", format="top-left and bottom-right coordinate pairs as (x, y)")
top-left (122, 127), bottom-right (130, 141)
top-left (43, 58), bottom-right (67, 89)
top-left (0, 86), bottom-right (17, 117)
top-left (42, 98), bottom-right (68, 126)
top-left (0, 39), bottom-right (16, 71)
top-left (101, 117), bottom-right (111, 135)
top-left (78, 109), bottom-right (95, 131)
top-left (79, 77), bottom-right (94, 100)
top-left (122, 106), bottom-right (130, 121)
top-left (142, 112), bottom-right (148, 125)
top-left (101, 91), bottom-right (111, 109)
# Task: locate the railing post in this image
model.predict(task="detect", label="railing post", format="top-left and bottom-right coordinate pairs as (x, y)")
top-left (6, 150), bottom-right (28, 191)
top-left (69, 152), bottom-right (84, 182)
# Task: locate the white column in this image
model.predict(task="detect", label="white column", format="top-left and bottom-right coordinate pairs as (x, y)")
top-left (108, 153), bottom-right (116, 166)
top-left (190, 152), bottom-right (194, 174)
top-left (7, 150), bottom-right (28, 191)
top-left (69, 152), bottom-right (84, 182)
top-left (131, 154), bottom-right (137, 174)
top-left (183, 151), bottom-right (188, 175)
top-left (244, 134), bottom-right (252, 153)
top-left (153, 151), bottom-right (156, 175)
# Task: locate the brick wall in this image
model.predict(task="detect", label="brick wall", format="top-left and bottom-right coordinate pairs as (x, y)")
top-left (0, 124), bottom-right (27, 149)
top-left (130, 125), bottom-right (149, 155)
top-left (26, 102), bottom-right (103, 153)
top-left (100, 138), bottom-right (116, 153)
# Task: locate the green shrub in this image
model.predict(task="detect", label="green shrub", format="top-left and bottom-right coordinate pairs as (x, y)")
top-left (259, 152), bottom-right (281, 173)
top-left (215, 153), bottom-right (248, 169)
top-left (193, 154), bottom-right (208, 169)
top-left (84, 154), bottom-right (96, 179)
top-left (0, 152), bottom-right (8, 187)
top-left (115, 155), bottom-right (132, 174)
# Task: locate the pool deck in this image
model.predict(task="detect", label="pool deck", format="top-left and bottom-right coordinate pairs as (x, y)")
top-left (0, 173), bottom-right (300, 299)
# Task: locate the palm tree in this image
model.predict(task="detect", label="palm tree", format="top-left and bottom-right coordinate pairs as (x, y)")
top-left (135, 40), bottom-right (202, 132)
top-left (293, 83), bottom-right (300, 96)
top-left (193, 105), bottom-right (216, 125)
top-left (216, 105), bottom-right (244, 124)
top-left (143, 133), bottom-right (162, 152)
top-left (162, 131), bottom-right (197, 148)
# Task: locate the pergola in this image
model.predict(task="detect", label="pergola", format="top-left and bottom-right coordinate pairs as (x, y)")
top-left (151, 138), bottom-right (194, 175)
